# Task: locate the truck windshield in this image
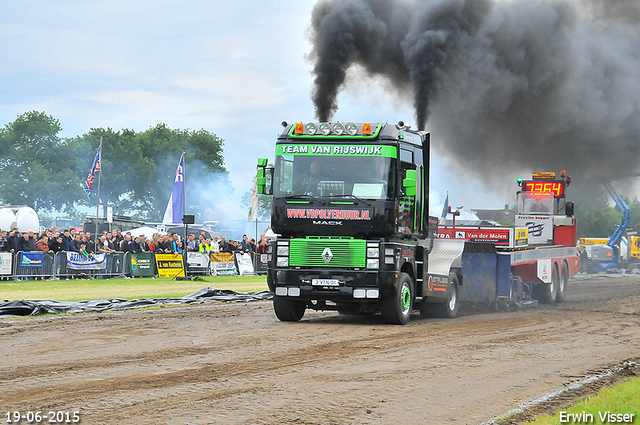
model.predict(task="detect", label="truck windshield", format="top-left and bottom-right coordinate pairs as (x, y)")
top-left (274, 153), bottom-right (396, 200)
top-left (517, 193), bottom-right (554, 214)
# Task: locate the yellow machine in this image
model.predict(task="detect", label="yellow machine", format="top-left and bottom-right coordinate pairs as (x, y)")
top-left (578, 237), bottom-right (609, 248)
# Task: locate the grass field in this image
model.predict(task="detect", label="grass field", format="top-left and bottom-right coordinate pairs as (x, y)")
top-left (519, 376), bottom-right (640, 424)
top-left (0, 275), bottom-right (269, 302)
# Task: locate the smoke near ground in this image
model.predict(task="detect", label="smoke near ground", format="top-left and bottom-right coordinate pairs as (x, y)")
top-left (310, 0), bottom-right (640, 183)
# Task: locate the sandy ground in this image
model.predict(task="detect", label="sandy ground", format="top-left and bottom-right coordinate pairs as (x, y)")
top-left (1, 275), bottom-right (639, 425)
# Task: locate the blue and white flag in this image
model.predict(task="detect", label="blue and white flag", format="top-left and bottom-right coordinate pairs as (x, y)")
top-left (162, 154), bottom-right (185, 224)
top-left (439, 191), bottom-right (449, 225)
top-left (83, 143), bottom-right (102, 197)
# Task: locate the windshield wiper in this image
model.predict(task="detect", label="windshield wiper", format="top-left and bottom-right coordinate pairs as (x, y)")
top-left (282, 193), bottom-right (326, 204)
top-left (328, 194), bottom-right (372, 206)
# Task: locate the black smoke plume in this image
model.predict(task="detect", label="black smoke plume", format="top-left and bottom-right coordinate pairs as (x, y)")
top-left (310, 0), bottom-right (640, 182)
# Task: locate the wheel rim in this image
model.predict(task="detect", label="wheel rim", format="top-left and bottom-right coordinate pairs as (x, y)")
top-left (401, 283), bottom-right (411, 314)
top-left (448, 283), bottom-right (457, 311)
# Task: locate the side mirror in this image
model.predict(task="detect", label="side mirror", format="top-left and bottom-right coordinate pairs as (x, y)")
top-left (403, 169), bottom-right (417, 197)
top-left (256, 158), bottom-right (273, 195)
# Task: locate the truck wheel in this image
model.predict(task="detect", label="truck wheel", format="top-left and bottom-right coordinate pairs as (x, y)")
top-left (538, 264), bottom-right (559, 304)
top-left (381, 272), bottom-right (413, 325)
top-left (435, 272), bottom-right (460, 318)
top-left (273, 295), bottom-right (306, 322)
top-left (556, 262), bottom-right (569, 303)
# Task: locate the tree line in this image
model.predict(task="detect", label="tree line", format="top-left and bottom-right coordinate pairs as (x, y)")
top-left (0, 111), bottom-right (230, 223)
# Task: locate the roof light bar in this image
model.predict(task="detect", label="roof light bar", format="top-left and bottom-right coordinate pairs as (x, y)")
top-left (332, 122), bottom-right (345, 135)
top-left (345, 122), bottom-right (358, 136)
top-left (319, 122), bottom-right (331, 135)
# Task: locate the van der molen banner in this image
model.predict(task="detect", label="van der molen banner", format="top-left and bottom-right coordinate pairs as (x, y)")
top-left (66, 252), bottom-right (107, 270)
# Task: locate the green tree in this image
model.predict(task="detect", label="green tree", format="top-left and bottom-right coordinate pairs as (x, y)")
top-left (0, 111), bottom-right (84, 213)
top-left (76, 124), bottom-right (230, 222)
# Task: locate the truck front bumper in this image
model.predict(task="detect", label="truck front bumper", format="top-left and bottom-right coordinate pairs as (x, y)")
top-left (267, 268), bottom-right (398, 302)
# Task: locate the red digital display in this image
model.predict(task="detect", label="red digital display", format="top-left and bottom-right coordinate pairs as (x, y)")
top-left (522, 181), bottom-right (564, 197)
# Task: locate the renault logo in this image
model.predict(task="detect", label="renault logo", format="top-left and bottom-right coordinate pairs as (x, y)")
top-left (322, 247), bottom-right (333, 264)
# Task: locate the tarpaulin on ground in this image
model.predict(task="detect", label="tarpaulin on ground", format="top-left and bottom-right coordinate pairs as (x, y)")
top-left (0, 287), bottom-right (272, 318)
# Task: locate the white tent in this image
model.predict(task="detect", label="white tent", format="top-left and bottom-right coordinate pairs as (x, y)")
top-left (124, 226), bottom-right (167, 239)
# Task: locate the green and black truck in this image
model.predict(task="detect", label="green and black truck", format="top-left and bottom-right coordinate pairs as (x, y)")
top-left (256, 121), bottom-right (578, 324)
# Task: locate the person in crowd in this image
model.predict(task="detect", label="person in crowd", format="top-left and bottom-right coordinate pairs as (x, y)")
top-left (211, 235), bottom-right (220, 253)
top-left (0, 230), bottom-right (7, 252)
top-left (19, 232), bottom-right (31, 252)
top-left (78, 243), bottom-right (92, 260)
top-left (36, 236), bottom-right (50, 252)
top-left (186, 234), bottom-right (199, 252)
top-left (175, 240), bottom-right (184, 254)
top-left (105, 232), bottom-right (115, 251)
top-left (249, 238), bottom-right (257, 253)
top-left (199, 238), bottom-right (213, 254)
top-left (139, 236), bottom-right (149, 251)
top-left (219, 236), bottom-right (229, 253)
top-left (170, 233), bottom-right (181, 253)
top-left (161, 233), bottom-right (174, 252)
top-left (113, 229), bottom-right (124, 247)
top-left (6, 229), bottom-right (21, 252)
top-left (239, 235), bottom-right (251, 253)
top-left (23, 229), bottom-right (38, 251)
top-left (130, 236), bottom-right (143, 252)
top-left (119, 234), bottom-right (132, 252)
top-left (148, 234), bottom-right (160, 252)
top-left (49, 235), bottom-right (64, 253)
top-left (257, 234), bottom-right (269, 254)
top-left (85, 232), bottom-right (95, 252)
top-left (69, 228), bottom-right (77, 240)
top-left (95, 236), bottom-right (109, 254)
top-left (69, 234), bottom-right (82, 252)
top-left (61, 229), bottom-right (72, 251)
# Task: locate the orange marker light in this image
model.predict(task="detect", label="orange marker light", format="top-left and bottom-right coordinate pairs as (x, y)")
top-left (295, 123), bottom-right (304, 134)
top-left (362, 123), bottom-right (371, 134)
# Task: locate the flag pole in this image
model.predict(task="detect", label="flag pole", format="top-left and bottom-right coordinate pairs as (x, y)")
top-left (94, 137), bottom-right (103, 250)
top-left (182, 151), bottom-right (186, 221)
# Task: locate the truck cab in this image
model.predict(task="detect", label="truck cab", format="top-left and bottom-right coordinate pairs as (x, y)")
top-left (256, 121), bottom-right (446, 324)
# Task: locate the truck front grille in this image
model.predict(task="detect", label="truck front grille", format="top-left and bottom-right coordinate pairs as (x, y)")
top-left (289, 238), bottom-right (366, 268)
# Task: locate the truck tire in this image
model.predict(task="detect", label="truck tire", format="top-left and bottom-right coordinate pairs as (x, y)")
top-left (381, 272), bottom-right (413, 325)
top-left (556, 262), bottom-right (569, 303)
top-left (538, 264), bottom-right (559, 304)
top-left (434, 272), bottom-right (460, 318)
top-left (273, 295), bottom-right (306, 322)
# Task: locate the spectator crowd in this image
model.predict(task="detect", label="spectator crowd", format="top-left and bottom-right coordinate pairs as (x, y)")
top-left (1, 227), bottom-right (270, 257)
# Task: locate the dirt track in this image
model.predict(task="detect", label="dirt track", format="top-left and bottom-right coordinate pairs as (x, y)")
top-left (1, 275), bottom-right (639, 425)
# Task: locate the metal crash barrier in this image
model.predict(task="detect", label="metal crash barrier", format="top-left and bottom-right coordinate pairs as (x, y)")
top-left (12, 251), bottom-right (55, 280)
top-left (0, 250), bottom-right (269, 280)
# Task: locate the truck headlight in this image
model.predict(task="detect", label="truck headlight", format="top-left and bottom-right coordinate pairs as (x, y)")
top-left (277, 257), bottom-right (289, 267)
top-left (367, 247), bottom-right (379, 258)
top-left (277, 246), bottom-right (289, 256)
top-left (367, 259), bottom-right (379, 269)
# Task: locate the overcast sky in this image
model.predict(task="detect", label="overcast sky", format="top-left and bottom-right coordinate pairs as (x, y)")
top-left (1, 0), bottom-right (513, 222)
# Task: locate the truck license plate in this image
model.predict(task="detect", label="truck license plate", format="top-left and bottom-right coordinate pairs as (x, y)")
top-left (312, 279), bottom-right (340, 287)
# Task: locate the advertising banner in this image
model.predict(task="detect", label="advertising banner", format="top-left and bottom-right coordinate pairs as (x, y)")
top-left (209, 253), bottom-right (237, 276)
top-left (187, 252), bottom-right (210, 268)
top-left (0, 252), bottom-right (12, 275)
top-left (129, 252), bottom-right (155, 277)
top-left (155, 253), bottom-right (185, 278)
top-left (19, 251), bottom-right (45, 268)
top-left (235, 253), bottom-right (255, 276)
top-left (66, 252), bottom-right (107, 270)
